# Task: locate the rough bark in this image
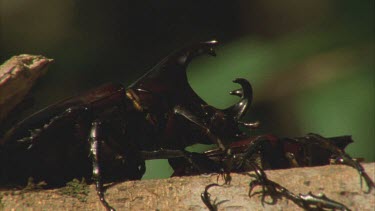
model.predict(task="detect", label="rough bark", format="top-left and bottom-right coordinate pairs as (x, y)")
top-left (0, 163), bottom-right (373, 210)
top-left (0, 55), bottom-right (53, 123)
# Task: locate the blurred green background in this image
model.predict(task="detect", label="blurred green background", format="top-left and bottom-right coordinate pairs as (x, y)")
top-left (1, 0), bottom-right (374, 179)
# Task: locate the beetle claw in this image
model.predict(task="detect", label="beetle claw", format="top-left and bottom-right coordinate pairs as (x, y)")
top-left (305, 133), bottom-right (375, 193)
top-left (201, 183), bottom-right (229, 211)
top-left (246, 163), bottom-right (351, 210)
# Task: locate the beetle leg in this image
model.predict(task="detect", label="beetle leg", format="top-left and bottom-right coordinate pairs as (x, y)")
top-left (246, 163), bottom-right (280, 205)
top-left (89, 120), bottom-right (115, 211)
top-left (200, 183), bottom-right (229, 211)
top-left (247, 163), bottom-right (351, 210)
top-left (238, 135), bottom-right (268, 165)
top-left (201, 183), bottom-right (219, 211)
top-left (173, 105), bottom-right (227, 151)
top-left (173, 106), bottom-right (235, 182)
top-left (304, 133), bottom-right (374, 192)
top-left (2, 106), bottom-right (89, 150)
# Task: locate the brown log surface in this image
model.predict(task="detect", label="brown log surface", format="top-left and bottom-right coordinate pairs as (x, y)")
top-left (0, 163), bottom-right (374, 210)
top-left (0, 55), bottom-right (53, 123)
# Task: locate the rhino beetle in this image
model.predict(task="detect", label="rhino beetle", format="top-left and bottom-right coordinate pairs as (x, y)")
top-left (0, 40), bottom-right (373, 211)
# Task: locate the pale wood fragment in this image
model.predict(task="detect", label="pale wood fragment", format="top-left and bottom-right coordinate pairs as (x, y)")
top-left (0, 55), bottom-right (53, 122)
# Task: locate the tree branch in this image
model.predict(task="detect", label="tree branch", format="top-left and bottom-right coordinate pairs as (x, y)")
top-left (1, 163), bottom-right (373, 210)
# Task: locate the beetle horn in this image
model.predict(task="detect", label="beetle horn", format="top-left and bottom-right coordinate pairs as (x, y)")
top-left (176, 40), bottom-right (218, 67)
top-left (129, 40), bottom-right (218, 89)
top-left (224, 78), bottom-right (253, 120)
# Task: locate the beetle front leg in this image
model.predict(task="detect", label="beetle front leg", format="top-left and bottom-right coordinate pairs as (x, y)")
top-left (89, 120), bottom-right (115, 211)
top-left (247, 163), bottom-right (351, 211)
top-left (200, 183), bottom-right (230, 211)
top-left (173, 105), bottom-right (234, 180)
top-left (304, 133), bottom-right (375, 192)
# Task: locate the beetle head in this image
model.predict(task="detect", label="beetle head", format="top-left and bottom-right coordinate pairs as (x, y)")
top-left (201, 78), bottom-right (259, 148)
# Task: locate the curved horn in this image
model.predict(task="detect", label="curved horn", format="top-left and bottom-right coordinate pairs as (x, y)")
top-left (175, 40), bottom-right (218, 67)
top-left (225, 78), bottom-right (253, 120)
top-left (129, 40), bottom-right (218, 89)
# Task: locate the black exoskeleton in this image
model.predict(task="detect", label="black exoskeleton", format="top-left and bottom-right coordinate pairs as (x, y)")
top-left (0, 40), bottom-right (373, 210)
